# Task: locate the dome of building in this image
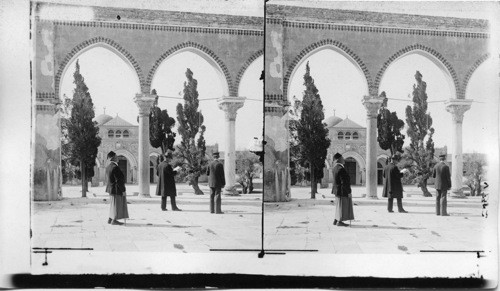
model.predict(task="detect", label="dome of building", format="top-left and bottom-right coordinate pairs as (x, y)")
top-left (324, 115), bottom-right (343, 127)
top-left (94, 114), bottom-right (113, 125)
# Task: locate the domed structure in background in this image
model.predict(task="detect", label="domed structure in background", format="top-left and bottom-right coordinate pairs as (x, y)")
top-left (93, 113), bottom-right (113, 126)
top-left (324, 115), bottom-right (343, 127)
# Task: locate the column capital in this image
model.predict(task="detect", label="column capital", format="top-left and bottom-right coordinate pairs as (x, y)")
top-left (445, 99), bottom-right (472, 123)
top-left (134, 93), bottom-right (157, 116)
top-left (217, 96), bottom-right (245, 121)
top-left (362, 95), bottom-right (384, 118)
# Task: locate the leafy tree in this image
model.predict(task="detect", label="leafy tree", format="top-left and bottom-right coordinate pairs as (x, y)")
top-left (176, 68), bottom-right (207, 195)
top-left (235, 151), bottom-right (262, 193)
top-left (295, 62), bottom-right (331, 198)
top-left (60, 94), bottom-right (78, 184)
top-left (149, 89), bottom-right (176, 154)
top-left (66, 60), bottom-right (101, 197)
top-left (463, 153), bottom-right (487, 196)
top-left (377, 91), bottom-right (405, 156)
top-left (404, 71), bottom-right (435, 197)
top-left (289, 95), bottom-right (307, 186)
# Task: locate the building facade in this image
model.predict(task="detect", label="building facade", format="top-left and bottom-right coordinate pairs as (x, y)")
top-left (322, 114), bottom-right (391, 187)
top-left (92, 114), bottom-right (162, 186)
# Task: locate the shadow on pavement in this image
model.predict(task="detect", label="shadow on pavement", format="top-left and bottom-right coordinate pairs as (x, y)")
top-left (123, 223), bottom-right (202, 228)
top-left (153, 209), bottom-right (261, 215)
top-left (348, 224), bottom-right (425, 230)
top-left (408, 211), bottom-right (482, 217)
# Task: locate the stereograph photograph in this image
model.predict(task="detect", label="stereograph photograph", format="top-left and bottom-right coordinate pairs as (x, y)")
top-left (0, 0), bottom-right (498, 288)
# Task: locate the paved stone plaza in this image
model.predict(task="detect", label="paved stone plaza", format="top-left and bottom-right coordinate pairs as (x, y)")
top-left (32, 184), bottom-right (262, 253)
top-left (264, 186), bottom-right (488, 254)
top-left (32, 184), bottom-right (489, 255)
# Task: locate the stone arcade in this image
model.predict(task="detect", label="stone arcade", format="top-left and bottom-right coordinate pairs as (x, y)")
top-left (32, 2), bottom-right (263, 200)
top-left (264, 4), bottom-right (489, 201)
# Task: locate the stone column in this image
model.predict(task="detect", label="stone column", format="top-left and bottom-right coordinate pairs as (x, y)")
top-left (134, 93), bottom-right (156, 198)
top-left (217, 96), bottom-right (245, 195)
top-left (362, 95), bottom-right (384, 199)
top-left (445, 99), bottom-right (472, 198)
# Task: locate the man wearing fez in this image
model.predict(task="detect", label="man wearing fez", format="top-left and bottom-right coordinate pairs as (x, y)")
top-left (105, 151), bottom-right (129, 225)
top-left (382, 153), bottom-right (408, 213)
top-left (432, 153), bottom-right (451, 216)
top-left (331, 153), bottom-right (354, 227)
top-left (207, 152), bottom-right (225, 214)
top-left (156, 152), bottom-right (182, 211)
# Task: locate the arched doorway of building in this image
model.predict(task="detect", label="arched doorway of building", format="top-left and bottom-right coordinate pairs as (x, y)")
top-left (117, 155), bottom-right (128, 183)
top-left (149, 154), bottom-right (160, 183)
top-left (344, 157), bottom-right (357, 185)
top-left (150, 161), bottom-right (155, 183)
top-left (377, 162), bottom-right (384, 185)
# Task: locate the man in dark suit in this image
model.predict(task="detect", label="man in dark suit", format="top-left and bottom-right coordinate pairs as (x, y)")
top-left (382, 154), bottom-right (408, 213)
top-left (432, 153), bottom-right (451, 216)
top-left (207, 152), bottom-right (225, 214)
top-left (105, 151), bottom-right (129, 225)
top-left (156, 152), bottom-right (181, 211)
top-left (331, 153), bottom-right (354, 227)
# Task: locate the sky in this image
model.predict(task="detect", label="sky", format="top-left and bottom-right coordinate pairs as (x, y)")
top-left (270, 0), bottom-right (498, 20)
top-left (60, 49), bottom-right (263, 151)
top-left (37, 0), bottom-right (264, 17)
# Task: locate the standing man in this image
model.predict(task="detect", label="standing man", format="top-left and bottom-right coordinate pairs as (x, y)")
top-left (207, 152), bottom-right (225, 214)
top-left (382, 154), bottom-right (408, 213)
top-left (432, 153), bottom-right (451, 216)
top-left (105, 151), bottom-right (129, 225)
top-left (331, 153), bottom-right (354, 227)
top-left (156, 152), bottom-right (182, 211)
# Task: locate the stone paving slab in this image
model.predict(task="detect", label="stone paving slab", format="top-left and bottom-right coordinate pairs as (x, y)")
top-left (263, 186), bottom-right (489, 254)
top-left (32, 183), bottom-right (262, 253)
top-left (31, 183), bottom-right (492, 257)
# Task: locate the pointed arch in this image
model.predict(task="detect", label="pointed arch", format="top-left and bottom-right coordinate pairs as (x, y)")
top-left (235, 49), bottom-right (263, 97)
top-left (342, 151), bottom-right (366, 170)
top-left (146, 42), bottom-right (232, 96)
top-left (374, 44), bottom-right (459, 99)
top-left (114, 149), bottom-right (138, 170)
top-left (55, 36), bottom-right (145, 97)
top-left (283, 39), bottom-right (373, 99)
top-left (461, 53), bottom-right (490, 99)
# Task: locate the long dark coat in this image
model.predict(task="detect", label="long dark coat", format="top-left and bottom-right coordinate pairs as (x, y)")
top-left (331, 163), bottom-right (351, 197)
top-left (155, 161), bottom-right (177, 197)
top-left (382, 162), bottom-right (404, 198)
top-left (207, 159), bottom-right (225, 189)
top-left (105, 162), bottom-right (126, 195)
top-left (432, 161), bottom-right (451, 190)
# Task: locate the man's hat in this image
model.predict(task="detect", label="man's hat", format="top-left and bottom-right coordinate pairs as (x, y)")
top-left (333, 152), bottom-right (342, 160)
top-left (107, 151), bottom-right (116, 159)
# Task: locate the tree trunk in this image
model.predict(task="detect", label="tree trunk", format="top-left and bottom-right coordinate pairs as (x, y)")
top-left (469, 186), bottom-right (476, 197)
top-left (419, 178), bottom-right (432, 197)
top-left (249, 177), bottom-right (254, 193)
top-left (81, 161), bottom-right (87, 198)
top-left (191, 176), bottom-right (204, 195)
top-left (310, 164), bottom-right (316, 199)
top-left (476, 179), bottom-right (482, 196)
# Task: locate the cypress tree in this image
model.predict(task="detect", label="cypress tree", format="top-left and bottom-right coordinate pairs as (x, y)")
top-left (296, 62), bottom-right (331, 198)
top-left (404, 71), bottom-right (435, 197)
top-left (67, 60), bottom-right (101, 197)
top-left (176, 68), bottom-right (207, 195)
